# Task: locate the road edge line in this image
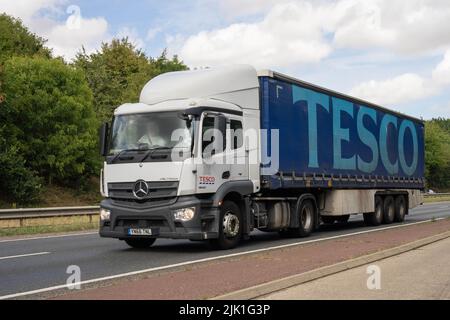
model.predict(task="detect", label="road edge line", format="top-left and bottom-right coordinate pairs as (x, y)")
top-left (212, 230), bottom-right (450, 300)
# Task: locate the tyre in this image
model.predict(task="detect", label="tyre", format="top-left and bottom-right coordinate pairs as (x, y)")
top-left (394, 195), bottom-right (407, 222)
top-left (364, 196), bottom-right (383, 226)
top-left (321, 216), bottom-right (335, 224)
top-left (125, 238), bottom-right (156, 248)
top-left (335, 215), bottom-right (350, 223)
top-left (291, 199), bottom-right (315, 237)
top-left (210, 200), bottom-right (242, 250)
top-left (383, 196), bottom-right (395, 224)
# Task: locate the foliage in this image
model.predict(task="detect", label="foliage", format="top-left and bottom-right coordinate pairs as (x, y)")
top-left (0, 14), bottom-right (51, 64)
top-left (0, 131), bottom-right (42, 204)
top-left (424, 119), bottom-right (450, 189)
top-left (0, 57), bottom-right (99, 187)
top-left (74, 38), bottom-right (188, 122)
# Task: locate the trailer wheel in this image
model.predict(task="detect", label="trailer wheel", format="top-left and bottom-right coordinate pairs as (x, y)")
top-left (291, 199), bottom-right (315, 237)
top-left (383, 196), bottom-right (395, 224)
top-left (124, 238), bottom-right (156, 249)
top-left (364, 196), bottom-right (383, 226)
top-left (394, 195), bottom-right (407, 222)
top-left (209, 200), bottom-right (242, 250)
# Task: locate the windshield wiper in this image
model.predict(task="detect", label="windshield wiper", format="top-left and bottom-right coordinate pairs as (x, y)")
top-left (110, 148), bottom-right (142, 163)
top-left (140, 146), bottom-right (171, 163)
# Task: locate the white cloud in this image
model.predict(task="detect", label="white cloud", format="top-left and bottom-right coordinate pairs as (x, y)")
top-left (116, 27), bottom-right (144, 50)
top-left (146, 27), bottom-right (162, 41)
top-left (45, 17), bottom-right (108, 59)
top-left (179, 1), bottom-right (332, 68)
top-left (0, 0), bottom-right (64, 23)
top-left (432, 49), bottom-right (450, 86)
top-left (332, 0), bottom-right (450, 54)
top-left (178, 0), bottom-right (450, 69)
top-left (350, 48), bottom-right (450, 107)
top-left (350, 73), bottom-right (435, 106)
top-left (218, 0), bottom-right (290, 18)
top-left (0, 0), bottom-right (109, 60)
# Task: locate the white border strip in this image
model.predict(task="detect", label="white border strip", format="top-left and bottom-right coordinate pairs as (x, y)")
top-left (0, 252), bottom-right (50, 261)
top-left (0, 218), bottom-right (444, 300)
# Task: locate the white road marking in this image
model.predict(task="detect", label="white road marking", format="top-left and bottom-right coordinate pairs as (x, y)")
top-left (0, 217), bottom-right (445, 300)
top-left (0, 232), bottom-right (97, 244)
top-left (0, 252), bottom-right (50, 261)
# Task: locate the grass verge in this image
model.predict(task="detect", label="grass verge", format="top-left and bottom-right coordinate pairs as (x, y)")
top-left (0, 221), bottom-right (98, 237)
top-left (424, 196), bottom-right (450, 203)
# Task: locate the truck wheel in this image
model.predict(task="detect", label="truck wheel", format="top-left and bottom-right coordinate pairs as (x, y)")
top-left (364, 196), bottom-right (383, 226)
top-left (383, 196), bottom-right (395, 224)
top-left (124, 238), bottom-right (156, 249)
top-left (335, 215), bottom-right (350, 223)
top-left (394, 195), bottom-right (407, 222)
top-left (210, 200), bottom-right (242, 250)
top-left (321, 216), bottom-right (335, 224)
top-left (292, 199), bottom-right (315, 237)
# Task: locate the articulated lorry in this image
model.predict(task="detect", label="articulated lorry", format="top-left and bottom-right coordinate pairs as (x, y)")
top-left (99, 65), bottom-right (424, 249)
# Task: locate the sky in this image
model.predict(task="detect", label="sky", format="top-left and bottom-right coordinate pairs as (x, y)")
top-left (1, 0), bottom-right (450, 120)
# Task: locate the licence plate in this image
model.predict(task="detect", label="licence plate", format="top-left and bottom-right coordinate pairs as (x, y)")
top-left (127, 228), bottom-right (154, 236)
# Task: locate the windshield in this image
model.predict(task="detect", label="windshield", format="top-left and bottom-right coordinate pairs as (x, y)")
top-left (108, 111), bottom-right (193, 155)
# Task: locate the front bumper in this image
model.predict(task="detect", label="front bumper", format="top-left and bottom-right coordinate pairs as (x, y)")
top-left (99, 196), bottom-right (220, 240)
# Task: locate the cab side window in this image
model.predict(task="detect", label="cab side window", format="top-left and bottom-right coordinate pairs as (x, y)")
top-left (202, 116), bottom-right (215, 154)
top-left (202, 116), bottom-right (226, 155)
top-left (230, 120), bottom-right (243, 150)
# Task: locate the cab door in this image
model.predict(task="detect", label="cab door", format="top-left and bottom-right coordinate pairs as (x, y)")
top-left (195, 112), bottom-right (230, 193)
top-left (228, 116), bottom-right (248, 181)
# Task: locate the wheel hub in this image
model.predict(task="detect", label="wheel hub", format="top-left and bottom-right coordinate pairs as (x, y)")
top-left (223, 211), bottom-right (240, 237)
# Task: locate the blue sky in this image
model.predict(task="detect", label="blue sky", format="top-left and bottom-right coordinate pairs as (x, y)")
top-left (1, 0), bottom-right (450, 119)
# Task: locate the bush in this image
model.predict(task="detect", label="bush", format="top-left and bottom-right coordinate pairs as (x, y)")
top-left (0, 57), bottom-right (99, 187)
top-left (0, 138), bottom-right (42, 204)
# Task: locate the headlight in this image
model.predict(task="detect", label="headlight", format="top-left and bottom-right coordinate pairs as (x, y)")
top-left (173, 207), bottom-right (195, 221)
top-left (100, 208), bottom-right (111, 221)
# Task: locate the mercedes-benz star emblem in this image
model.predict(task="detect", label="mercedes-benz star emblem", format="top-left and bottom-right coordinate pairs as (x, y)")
top-left (133, 180), bottom-right (149, 199)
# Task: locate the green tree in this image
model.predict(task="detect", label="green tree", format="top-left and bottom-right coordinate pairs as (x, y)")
top-left (0, 127), bottom-right (42, 204)
top-left (425, 120), bottom-right (450, 189)
top-left (0, 13), bottom-right (53, 109)
top-left (74, 38), bottom-right (187, 122)
top-left (1, 57), bottom-right (99, 186)
top-left (0, 14), bottom-right (51, 63)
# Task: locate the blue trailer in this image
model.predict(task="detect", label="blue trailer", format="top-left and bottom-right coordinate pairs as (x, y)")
top-left (258, 72), bottom-right (425, 191)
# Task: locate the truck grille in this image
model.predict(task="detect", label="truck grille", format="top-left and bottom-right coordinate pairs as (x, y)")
top-left (107, 181), bottom-right (179, 207)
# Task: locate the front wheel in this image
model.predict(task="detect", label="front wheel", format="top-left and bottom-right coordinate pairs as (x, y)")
top-left (209, 201), bottom-right (242, 250)
top-left (125, 238), bottom-right (156, 249)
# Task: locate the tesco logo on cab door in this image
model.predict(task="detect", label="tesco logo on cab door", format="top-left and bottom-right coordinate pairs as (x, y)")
top-left (199, 176), bottom-right (215, 185)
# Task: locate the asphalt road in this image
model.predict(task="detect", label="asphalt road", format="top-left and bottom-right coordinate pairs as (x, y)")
top-left (0, 202), bottom-right (449, 298)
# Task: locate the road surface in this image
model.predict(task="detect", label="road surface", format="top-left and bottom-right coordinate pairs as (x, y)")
top-left (0, 202), bottom-right (449, 298)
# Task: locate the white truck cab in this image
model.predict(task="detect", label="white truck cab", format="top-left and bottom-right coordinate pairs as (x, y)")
top-left (99, 65), bottom-right (262, 249)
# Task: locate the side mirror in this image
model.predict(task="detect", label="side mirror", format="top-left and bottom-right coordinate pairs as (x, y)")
top-left (214, 115), bottom-right (227, 151)
top-left (99, 122), bottom-right (109, 157)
